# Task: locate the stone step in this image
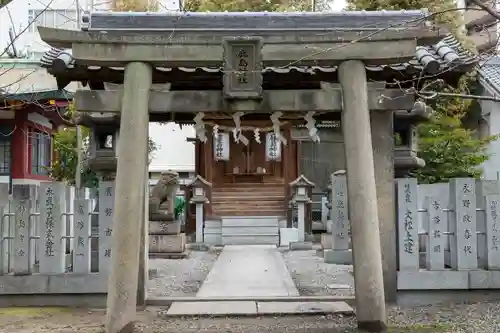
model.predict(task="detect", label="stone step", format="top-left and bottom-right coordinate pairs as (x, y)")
top-left (222, 216), bottom-right (280, 227)
top-left (213, 186), bottom-right (284, 191)
top-left (221, 235), bottom-right (279, 245)
top-left (166, 301), bottom-right (354, 317)
top-left (222, 226), bottom-right (278, 235)
top-left (215, 210), bottom-right (284, 216)
top-left (213, 193), bottom-right (284, 197)
top-left (211, 195), bottom-right (284, 201)
top-left (215, 182), bottom-right (284, 187)
top-left (212, 202), bottom-right (284, 209)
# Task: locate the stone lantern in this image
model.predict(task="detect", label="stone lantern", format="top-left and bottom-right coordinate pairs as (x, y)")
top-left (325, 181), bottom-right (333, 233)
top-left (74, 113), bottom-right (120, 175)
top-left (187, 175), bottom-right (212, 244)
top-left (394, 101), bottom-right (431, 177)
top-left (289, 174), bottom-right (315, 244)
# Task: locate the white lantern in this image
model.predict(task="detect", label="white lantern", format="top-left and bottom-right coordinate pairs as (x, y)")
top-left (298, 187), bottom-right (306, 196)
top-left (194, 187), bottom-right (204, 196)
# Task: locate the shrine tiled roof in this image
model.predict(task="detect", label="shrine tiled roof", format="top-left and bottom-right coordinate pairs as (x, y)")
top-left (81, 10), bottom-right (427, 31)
top-left (478, 56), bottom-right (500, 96)
top-left (40, 33), bottom-right (476, 76)
top-left (38, 10), bottom-right (478, 88)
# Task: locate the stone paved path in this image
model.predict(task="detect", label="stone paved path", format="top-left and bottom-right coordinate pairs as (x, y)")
top-left (196, 245), bottom-right (299, 298)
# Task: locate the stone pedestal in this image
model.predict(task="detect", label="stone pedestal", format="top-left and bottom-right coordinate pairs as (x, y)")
top-left (324, 249), bottom-right (353, 265)
top-left (149, 220), bottom-right (181, 235)
top-left (321, 233), bottom-right (333, 249)
top-left (148, 220), bottom-right (187, 258)
top-left (149, 233), bottom-right (187, 258)
top-left (280, 228), bottom-right (299, 246)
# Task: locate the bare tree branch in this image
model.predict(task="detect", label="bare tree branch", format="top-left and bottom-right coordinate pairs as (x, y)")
top-left (468, 0), bottom-right (500, 20)
top-left (0, 0), bottom-right (14, 10)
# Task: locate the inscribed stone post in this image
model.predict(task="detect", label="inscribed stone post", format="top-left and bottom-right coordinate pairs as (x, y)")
top-left (371, 108), bottom-right (397, 303)
top-left (476, 180), bottom-right (498, 268)
top-left (0, 183), bottom-right (8, 274)
top-left (426, 197), bottom-right (446, 270)
top-left (0, 205), bottom-right (4, 275)
top-left (73, 198), bottom-right (92, 273)
top-left (65, 186), bottom-right (75, 264)
top-left (449, 178), bottom-right (477, 270)
top-left (321, 196), bottom-right (328, 226)
top-left (485, 194), bottom-right (500, 269)
top-left (39, 182), bottom-right (67, 274)
top-left (396, 178), bottom-right (419, 271)
top-left (331, 173), bottom-right (349, 251)
top-left (11, 185), bottom-right (31, 275)
top-left (99, 181), bottom-right (115, 275)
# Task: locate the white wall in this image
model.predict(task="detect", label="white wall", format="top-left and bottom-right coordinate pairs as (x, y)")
top-left (481, 94), bottom-right (500, 180)
top-left (148, 123), bottom-right (195, 172)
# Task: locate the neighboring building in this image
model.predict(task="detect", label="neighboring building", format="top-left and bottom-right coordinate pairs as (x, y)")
top-left (463, 0), bottom-right (498, 53)
top-left (0, 59), bottom-right (72, 187)
top-left (1, 0), bottom-right (181, 60)
top-left (477, 57), bottom-right (500, 179)
top-left (1, 0), bottom-right (189, 189)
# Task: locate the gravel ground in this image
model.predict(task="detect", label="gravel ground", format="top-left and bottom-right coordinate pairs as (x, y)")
top-left (147, 250), bottom-right (219, 297)
top-left (3, 301), bottom-right (500, 332)
top-left (281, 248), bottom-right (355, 296)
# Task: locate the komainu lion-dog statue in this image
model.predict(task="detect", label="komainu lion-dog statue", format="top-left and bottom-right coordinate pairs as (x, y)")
top-left (149, 170), bottom-right (180, 221)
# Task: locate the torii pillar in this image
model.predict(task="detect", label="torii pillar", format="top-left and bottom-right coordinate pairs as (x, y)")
top-left (339, 60), bottom-right (387, 332)
top-left (106, 62), bottom-right (152, 333)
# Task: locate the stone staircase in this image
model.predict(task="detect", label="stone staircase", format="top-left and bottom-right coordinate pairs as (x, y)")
top-left (211, 183), bottom-right (285, 245)
top-left (221, 216), bottom-right (280, 245)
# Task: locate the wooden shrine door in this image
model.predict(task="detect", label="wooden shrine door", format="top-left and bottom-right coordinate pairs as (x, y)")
top-left (223, 131), bottom-right (283, 183)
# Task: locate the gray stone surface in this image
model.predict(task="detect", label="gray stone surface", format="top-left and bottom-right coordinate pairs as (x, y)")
top-left (282, 249), bottom-right (354, 297)
top-left (324, 249), bottom-right (353, 265)
top-left (197, 245), bottom-right (299, 298)
top-left (0, 273), bottom-right (108, 294)
top-left (8, 301), bottom-right (500, 333)
top-left (256, 301), bottom-right (353, 315)
top-left (289, 242), bottom-right (313, 251)
top-left (167, 301), bottom-right (257, 316)
top-left (147, 251), bottom-right (219, 298)
top-left (165, 301), bottom-right (353, 317)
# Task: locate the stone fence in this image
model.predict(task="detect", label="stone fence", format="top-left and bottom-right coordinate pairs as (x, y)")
top-left (327, 174), bottom-right (500, 290)
top-left (0, 181), bottom-right (115, 305)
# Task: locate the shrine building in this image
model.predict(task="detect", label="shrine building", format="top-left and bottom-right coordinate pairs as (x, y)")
top-left (0, 89), bottom-right (71, 190)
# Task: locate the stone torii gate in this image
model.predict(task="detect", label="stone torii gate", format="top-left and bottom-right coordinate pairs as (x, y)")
top-left (38, 10), bottom-right (445, 333)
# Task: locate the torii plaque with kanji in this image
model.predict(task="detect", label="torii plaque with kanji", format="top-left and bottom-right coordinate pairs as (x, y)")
top-left (222, 37), bottom-right (263, 100)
